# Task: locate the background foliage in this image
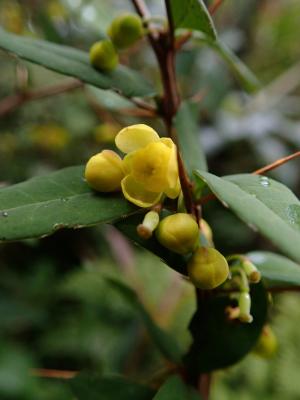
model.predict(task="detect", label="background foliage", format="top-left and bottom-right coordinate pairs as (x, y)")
top-left (0, 0), bottom-right (300, 399)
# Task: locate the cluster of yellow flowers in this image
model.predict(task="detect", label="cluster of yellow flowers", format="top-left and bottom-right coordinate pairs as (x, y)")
top-left (85, 124), bottom-right (261, 313)
top-left (85, 123), bottom-right (231, 291)
top-left (85, 124), bottom-right (180, 207)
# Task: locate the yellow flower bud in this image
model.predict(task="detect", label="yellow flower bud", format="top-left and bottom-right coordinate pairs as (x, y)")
top-left (85, 150), bottom-right (124, 192)
top-left (107, 13), bottom-right (144, 50)
top-left (89, 40), bottom-right (119, 71)
top-left (253, 325), bottom-right (278, 358)
top-left (187, 247), bottom-right (229, 290)
top-left (156, 213), bottom-right (199, 255)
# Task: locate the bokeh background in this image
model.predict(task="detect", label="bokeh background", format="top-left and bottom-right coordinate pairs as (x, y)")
top-left (0, 0), bottom-right (300, 399)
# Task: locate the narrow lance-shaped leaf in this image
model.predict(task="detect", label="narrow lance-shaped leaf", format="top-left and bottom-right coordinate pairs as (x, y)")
top-left (175, 101), bottom-right (208, 176)
top-left (0, 166), bottom-right (138, 242)
top-left (105, 277), bottom-right (182, 363)
top-left (0, 28), bottom-right (154, 98)
top-left (170, 0), bottom-right (217, 40)
top-left (194, 33), bottom-right (261, 93)
top-left (247, 251), bottom-right (300, 287)
top-left (194, 171), bottom-right (300, 263)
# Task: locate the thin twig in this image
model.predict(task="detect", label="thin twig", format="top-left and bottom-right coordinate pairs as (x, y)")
top-left (253, 151), bottom-right (300, 175)
top-left (165, 0), bottom-right (175, 47)
top-left (268, 286), bottom-right (300, 293)
top-left (208, 0), bottom-right (225, 15)
top-left (198, 151), bottom-right (300, 205)
top-left (175, 32), bottom-right (193, 51)
top-left (0, 78), bottom-right (83, 117)
top-left (30, 368), bottom-right (78, 379)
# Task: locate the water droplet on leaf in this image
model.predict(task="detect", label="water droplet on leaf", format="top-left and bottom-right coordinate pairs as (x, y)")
top-left (285, 204), bottom-right (300, 229)
top-left (259, 176), bottom-right (270, 187)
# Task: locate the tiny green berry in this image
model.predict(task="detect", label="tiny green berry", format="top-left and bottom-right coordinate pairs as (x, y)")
top-left (89, 40), bottom-right (118, 71)
top-left (107, 13), bottom-right (144, 50)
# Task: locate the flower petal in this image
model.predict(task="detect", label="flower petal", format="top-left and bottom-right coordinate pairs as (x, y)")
top-left (121, 175), bottom-right (162, 207)
top-left (115, 124), bottom-right (160, 153)
top-left (165, 178), bottom-right (181, 199)
top-left (131, 141), bottom-right (171, 192)
top-left (160, 138), bottom-right (179, 191)
top-left (122, 152), bottom-right (135, 174)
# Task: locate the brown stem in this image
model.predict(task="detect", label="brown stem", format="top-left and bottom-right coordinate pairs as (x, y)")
top-left (30, 368), bottom-right (78, 379)
top-left (175, 32), bottom-right (193, 51)
top-left (253, 151), bottom-right (300, 175)
top-left (209, 0), bottom-right (225, 15)
top-left (197, 150), bottom-right (300, 206)
top-left (0, 79), bottom-right (83, 117)
top-left (132, 0), bottom-right (195, 217)
top-left (165, 0), bottom-right (175, 46)
top-left (268, 286), bottom-right (300, 293)
top-left (198, 374), bottom-right (212, 400)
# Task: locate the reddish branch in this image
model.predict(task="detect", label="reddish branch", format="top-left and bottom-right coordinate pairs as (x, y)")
top-left (208, 0), bottom-right (225, 15)
top-left (198, 150), bottom-right (300, 206)
top-left (31, 368), bottom-right (78, 379)
top-left (253, 151), bottom-right (300, 175)
top-left (0, 79), bottom-right (83, 117)
top-left (132, 0), bottom-right (196, 218)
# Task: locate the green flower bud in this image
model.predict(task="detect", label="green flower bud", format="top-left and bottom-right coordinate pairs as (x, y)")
top-left (187, 247), bottom-right (229, 290)
top-left (242, 259), bottom-right (261, 283)
top-left (156, 213), bottom-right (199, 255)
top-left (107, 13), bottom-right (144, 50)
top-left (89, 40), bottom-right (118, 71)
top-left (137, 210), bottom-right (160, 239)
top-left (253, 325), bottom-right (278, 358)
top-left (85, 150), bottom-right (124, 192)
top-left (238, 292), bottom-right (253, 323)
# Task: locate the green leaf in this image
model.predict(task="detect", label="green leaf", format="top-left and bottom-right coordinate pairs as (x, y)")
top-left (184, 282), bottom-right (268, 374)
top-left (194, 171), bottom-right (300, 263)
top-left (0, 28), bottom-right (154, 98)
top-left (153, 375), bottom-right (200, 400)
top-left (0, 166), bottom-right (138, 242)
top-left (195, 33), bottom-right (261, 93)
top-left (105, 277), bottom-right (182, 363)
top-left (69, 374), bottom-right (154, 400)
top-left (175, 102), bottom-right (207, 176)
top-left (170, 0), bottom-right (217, 40)
top-left (115, 214), bottom-right (187, 275)
top-left (247, 251), bottom-right (300, 287)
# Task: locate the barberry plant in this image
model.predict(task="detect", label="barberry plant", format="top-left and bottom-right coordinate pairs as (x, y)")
top-left (0, 1), bottom-right (299, 399)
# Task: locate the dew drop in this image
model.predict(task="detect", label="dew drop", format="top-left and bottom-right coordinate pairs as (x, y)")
top-left (259, 176), bottom-right (270, 187)
top-left (285, 204), bottom-right (300, 229)
top-left (1, 211), bottom-right (8, 217)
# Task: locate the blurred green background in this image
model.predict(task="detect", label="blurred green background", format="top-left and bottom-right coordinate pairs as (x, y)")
top-left (0, 0), bottom-right (300, 399)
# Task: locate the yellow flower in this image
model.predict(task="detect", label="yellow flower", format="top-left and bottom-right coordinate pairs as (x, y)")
top-left (115, 124), bottom-right (180, 207)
